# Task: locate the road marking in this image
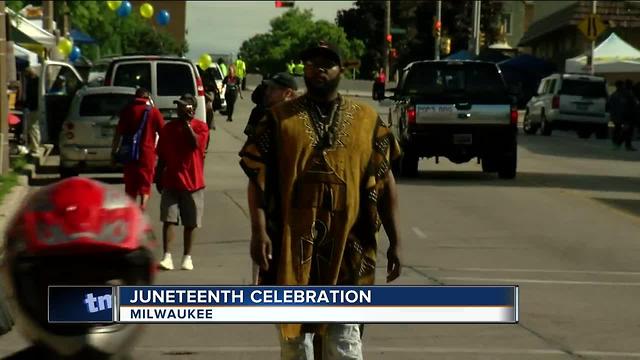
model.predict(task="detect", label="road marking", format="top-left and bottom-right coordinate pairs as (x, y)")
top-left (413, 266), bottom-right (640, 276)
top-left (411, 227), bottom-right (428, 239)
top-left (98, 346), bottom-right (640, 357)
top-left (439, 276), bottom-right (640, 286)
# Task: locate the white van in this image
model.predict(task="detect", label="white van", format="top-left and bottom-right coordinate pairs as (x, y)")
top-left (104, 56), bottom-right (207, 122)
top-left (524, 73), bottom-right (609, 138)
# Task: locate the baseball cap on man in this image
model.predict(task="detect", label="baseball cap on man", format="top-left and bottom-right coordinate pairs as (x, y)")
top-left (264, 72), bottom-right (298, 91)
top-left (173, 93), bottom-right (197, 108)
top-left (299, 41), bottom-right (342, 67)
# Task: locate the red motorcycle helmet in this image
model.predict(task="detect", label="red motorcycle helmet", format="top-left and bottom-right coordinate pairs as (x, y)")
top-left (1, 177), bottom-right (156, 357)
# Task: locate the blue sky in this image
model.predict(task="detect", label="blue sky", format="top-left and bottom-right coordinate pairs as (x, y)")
top-left (185, 1), bottom-right (354, 60)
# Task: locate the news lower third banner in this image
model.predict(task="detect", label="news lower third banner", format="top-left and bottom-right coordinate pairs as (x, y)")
top-left (48, 286), bottom-right (519, 324)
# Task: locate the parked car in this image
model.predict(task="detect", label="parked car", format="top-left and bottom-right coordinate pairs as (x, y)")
top-left (523, 73), bottom-right (609, 138)
top-left (387, 60), bottom-right (518, 179)
top-left (58, 86), bottom-right (136, 177)
top-left (104, 56), bottom-right (207, 122)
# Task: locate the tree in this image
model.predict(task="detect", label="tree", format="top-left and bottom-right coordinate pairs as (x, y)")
top-left (337, 1), bottom-right (504, 79)
top-left (239, 8), bottom-right (364, 77)
top-left (8, 1), bottom-right (188, 60)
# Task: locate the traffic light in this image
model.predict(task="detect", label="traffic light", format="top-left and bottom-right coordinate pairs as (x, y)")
top-left (275, 1), bottom-right (295, 8)
top-left (479, 32), bottom-right (486, 47)
top-left (433, 19), bottom-right (441, 38)
top-left (440, 37), bottom-right (451, 55)
top-left (386, 34), bottom-right (393, 44)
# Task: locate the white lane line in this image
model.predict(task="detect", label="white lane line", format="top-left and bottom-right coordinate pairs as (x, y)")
top-left (412, 227), bottom-right (428, 239)
top-left (440, 276), bottom-right (640, 286)
top-left (415, 266), bottom-right (640, 276)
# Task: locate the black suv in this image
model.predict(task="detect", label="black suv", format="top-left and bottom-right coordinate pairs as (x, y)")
top-left (387, 60), bottom-right (518, 179)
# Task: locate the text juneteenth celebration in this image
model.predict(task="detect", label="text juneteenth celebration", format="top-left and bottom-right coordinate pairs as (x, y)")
top-left (128, 288), bottom-right (372, 305)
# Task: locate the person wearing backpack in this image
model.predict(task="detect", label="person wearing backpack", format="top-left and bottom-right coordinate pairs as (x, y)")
top-left (112, 87), bottom-right (165, 210)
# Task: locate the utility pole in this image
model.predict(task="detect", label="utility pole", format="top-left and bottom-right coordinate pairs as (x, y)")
top-left (63, 1), bottom-right (70, 37)
top-left (435, 0), bottom-right (442, 60)
top-left (588, 0), bottom-right (597, 75)
top-left (472, 1), bottom-right (481, 56)
top-left (43, 0), bottom-right (54, 33)
top-left (384, 0), bottom-right (391, 85)
top-left (0, 1), bottom-right (9, 175)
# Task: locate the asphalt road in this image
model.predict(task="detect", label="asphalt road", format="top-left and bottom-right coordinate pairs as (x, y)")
top-left (1, 93), bottom-right (640, 359)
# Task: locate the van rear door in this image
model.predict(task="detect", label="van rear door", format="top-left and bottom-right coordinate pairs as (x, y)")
top-left (156, 61), bottom-right (198, 121)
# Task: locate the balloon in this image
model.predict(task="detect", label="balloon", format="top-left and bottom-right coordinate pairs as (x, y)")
top-left (199, 53), bottom-right (212, 70)
top-left (156, 10), bottom-right (170, 26)
top-left (69, 46), bottom-right (81, 62)
top-left (140, 3), bottom-right (154, 19)
top-left (116, 1), bottom-right (132, 17)
top-left (107, 1), bottom-right (122, 11)
top-left (57, 38), bottom-right (73, 56)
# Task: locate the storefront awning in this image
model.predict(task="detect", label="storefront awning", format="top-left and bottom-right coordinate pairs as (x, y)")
top-left (7, 8), bottom-right (56, 49)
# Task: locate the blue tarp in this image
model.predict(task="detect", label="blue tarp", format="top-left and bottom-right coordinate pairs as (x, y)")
top-left (498, 54), bottom-right (555, 77)
top-left (445, 50), bottom-right (476, 60)
top-left (70, 29), bottom-right (96, 44)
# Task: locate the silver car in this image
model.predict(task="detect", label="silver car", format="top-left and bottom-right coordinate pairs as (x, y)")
top-left (59, 86), bottom-right (136, 177)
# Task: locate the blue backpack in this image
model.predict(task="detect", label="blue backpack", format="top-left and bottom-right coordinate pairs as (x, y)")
top-left (116, 105), bottom-right (151, 164)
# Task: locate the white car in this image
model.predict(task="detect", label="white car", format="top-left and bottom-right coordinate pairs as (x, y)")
top-left (523, 73), bottom-right (609, 139)
top-left (59, 86), bottom-right (136, 177)
top-left (104, 56), bottom-right (207, 123)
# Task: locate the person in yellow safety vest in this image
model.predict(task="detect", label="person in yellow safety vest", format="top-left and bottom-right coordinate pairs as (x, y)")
top-left (235, 56), bottom-right (247, 90)
top-left (287, 60), bottom-right (295, 75)
top-left (217, 58), bottom-right (228, 77)
top-left (294, 60), bottom-right (304, 77)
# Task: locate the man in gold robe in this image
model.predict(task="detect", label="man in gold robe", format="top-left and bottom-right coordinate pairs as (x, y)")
top-left (239, 41), bottom-right (402, 360)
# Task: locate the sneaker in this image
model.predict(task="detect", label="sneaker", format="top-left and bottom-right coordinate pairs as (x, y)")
top-left (181, 256), bottom-right (194, 271)
top-left (158, 253), bottom-right (174, 270)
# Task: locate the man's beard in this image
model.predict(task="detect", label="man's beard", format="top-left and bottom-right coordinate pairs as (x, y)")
top-left (304, 75), bottom-right (341, 99)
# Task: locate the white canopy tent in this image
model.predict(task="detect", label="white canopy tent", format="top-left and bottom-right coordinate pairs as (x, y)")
top-left (14, 43), bottom-right (39, 67)
top-left (565, 33), bottom-right (640, 74)
top-left (7, 7), bottom-right (56, 49)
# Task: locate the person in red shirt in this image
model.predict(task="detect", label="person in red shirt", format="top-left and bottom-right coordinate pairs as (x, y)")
top-left (155, 93), bottom-right (210, 271)
top-left (112, 87), bottom-right (165, 210)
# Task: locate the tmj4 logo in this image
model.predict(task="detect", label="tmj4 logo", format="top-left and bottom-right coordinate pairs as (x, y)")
top-left (84, 292), bottom-right (113, 313)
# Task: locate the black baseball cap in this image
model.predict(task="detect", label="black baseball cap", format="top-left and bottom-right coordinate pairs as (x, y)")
top-left (173, 93), bottom-right (197, 108)
top-left (300, 41), bottom-right (342, 67)
top-left (264, 72), bottom-right (298, 91)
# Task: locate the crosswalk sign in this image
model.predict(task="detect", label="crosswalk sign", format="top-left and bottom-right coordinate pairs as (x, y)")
top-left (578, 14), bottom-right (607, 41)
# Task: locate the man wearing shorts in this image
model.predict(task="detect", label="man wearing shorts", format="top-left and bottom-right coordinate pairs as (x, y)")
top-left (113, 87), bottom-right (165, 210)
top-left (155, 94), bottom-right (209, 271)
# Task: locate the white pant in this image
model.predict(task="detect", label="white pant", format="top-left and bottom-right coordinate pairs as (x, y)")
top-left (280, 324), bottom-right (363, 360)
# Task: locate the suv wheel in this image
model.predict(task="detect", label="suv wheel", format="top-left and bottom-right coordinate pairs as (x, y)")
top-left (522, 110), bottom-right (538, 135)
top-left (540, 113), bottom-right (552, 136)
top-left (577, 128), bottom-right (592, 139)
top-left (481, 157), bottom-right (498, 172)
top-left (595, 125), bottom-right (609, 139)
top-left (399, 152), bottom-right (419, 178)
top-left (497, 149), bottom-right (517, 179)
top-left (59, 165), bottom-right (79, 179)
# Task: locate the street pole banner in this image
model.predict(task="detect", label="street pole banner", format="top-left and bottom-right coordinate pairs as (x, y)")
top-left (49, 286), bottom-right (519, 324)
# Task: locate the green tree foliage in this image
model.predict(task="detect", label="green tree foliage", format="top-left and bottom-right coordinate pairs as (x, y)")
top-left (239, 8), bottom-right (364, 76)
top-left (8, 1), bottom-right (187, 60)
top-left (66, 1), bottom-right (188, 60)
top-left (337, 1), bottom-right (504, 79)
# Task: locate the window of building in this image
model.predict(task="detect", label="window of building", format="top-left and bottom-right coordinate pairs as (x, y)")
top-left (501, 13), bottom-right (512, 35)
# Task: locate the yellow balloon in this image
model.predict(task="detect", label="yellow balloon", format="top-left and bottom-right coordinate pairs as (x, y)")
top-left (107, 1), bottom-right (122, 11)
top-left (57, 38), bottom-right (73, 56)
top-left (140, 3), bottom-right (154, 19)
top-left (199, 54), bottom-right (212, 70)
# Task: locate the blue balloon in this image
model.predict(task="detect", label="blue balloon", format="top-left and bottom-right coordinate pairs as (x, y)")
top-left (117, 1), bottom-right (132, 17)
top-left (69, 46), bottom-right (81, 62)
top-left (156, 10), bottom-right (170, 26)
